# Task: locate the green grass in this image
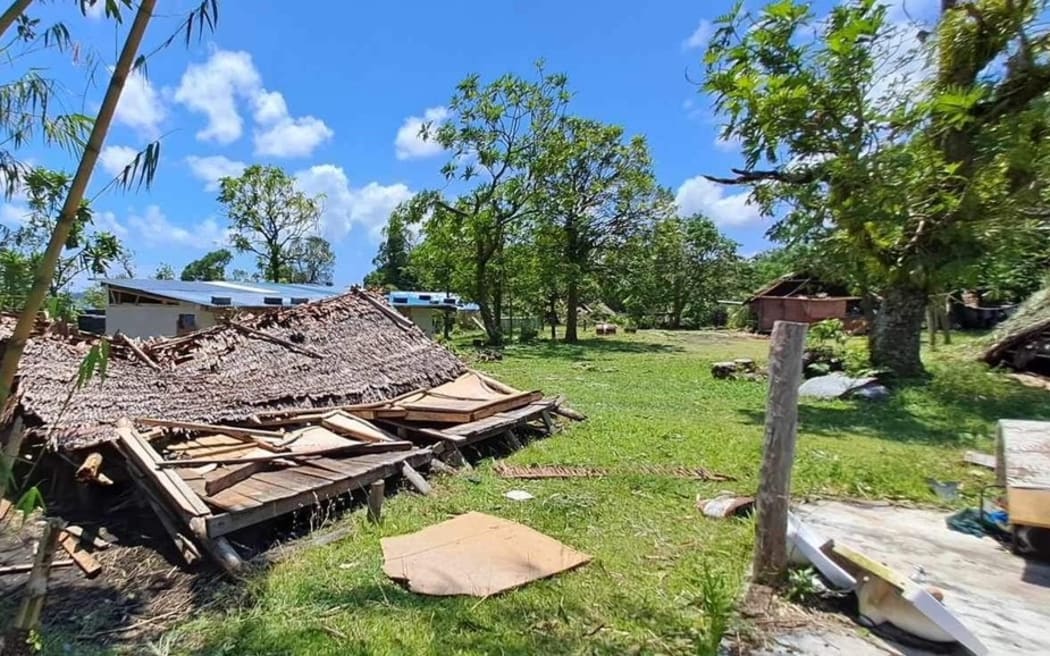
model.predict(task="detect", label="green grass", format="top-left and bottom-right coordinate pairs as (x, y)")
top-left (57, 330), bottom-right (1050, 655)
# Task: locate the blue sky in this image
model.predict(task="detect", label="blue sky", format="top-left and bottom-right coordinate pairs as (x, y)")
top-left (0, 0), bottom-right (940, 287)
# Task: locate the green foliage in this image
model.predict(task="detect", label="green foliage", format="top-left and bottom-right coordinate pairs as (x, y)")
top-left (79, 284), bottom-right (107, 310)
top-left (785, 566), bottom-right (820, 603)
top-left (154, 263), bottom-right (175, 280)
top-left (366, 200), bottom-right (422, 290)
top-left (702, 0), bottom-right (1050, 374)
top-left (181, 249), bottom-right (232, 281)
top-left (287, 235), bottom-right (335, 285)
top-left (218, 165), bottom-right (323, 283)
top-left (696, 563), bottom-right (735, 656)
top-left (808, 318), bottom-right (847, 349)
top-left (76, 340), bottom-right (110, 389)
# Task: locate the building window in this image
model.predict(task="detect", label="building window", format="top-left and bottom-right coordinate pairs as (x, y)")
top-left (177, 314), bottom-right (197, 333)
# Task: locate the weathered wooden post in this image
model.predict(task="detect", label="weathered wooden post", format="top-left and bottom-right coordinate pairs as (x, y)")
top-left (753, 320), bottom-right (807, 586)
top-left (13, 518), bottom-right (65, 633)
top-left (367, 480), bottom-right (385, 524)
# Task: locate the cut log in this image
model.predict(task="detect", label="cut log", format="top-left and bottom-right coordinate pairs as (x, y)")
top-left (551, 396), bottom-right (587, 421)
top-left (75, 452), bottom-right (113, 485)
top-left (115, 333), bottom-right (160, 370)
top-left (400, 463), bottom-right (432, 496)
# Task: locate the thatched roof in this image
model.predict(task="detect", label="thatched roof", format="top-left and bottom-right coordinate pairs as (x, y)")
top-left (983, 285), bottom-right (1050, 367)
top-left (2, 288), bottom-right (466, 450)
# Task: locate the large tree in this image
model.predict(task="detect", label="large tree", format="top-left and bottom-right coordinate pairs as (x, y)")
top-left (365, 199), bottom-right (421, 290)
top-left (181, 248), bottom-right (233, 281)
top-left (535, 117), bottom-right (655, 342)
top-left (428, 64), bottom-right (570, 344)
top-left (218, 164), bottom-right (323, 283)
top-left (287, 235), bottom-right (335, 285)
top-left (703, 0), bottom-right (1050, 375)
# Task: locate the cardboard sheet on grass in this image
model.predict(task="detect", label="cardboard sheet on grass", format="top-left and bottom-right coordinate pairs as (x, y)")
top-left (381, 512), bottom-right (591, 596)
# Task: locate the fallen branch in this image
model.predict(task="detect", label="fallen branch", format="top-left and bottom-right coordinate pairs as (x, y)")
top-left (115, 332), bottom-right (160, 370)
top-left (227, 320), bottom-right (325, 358)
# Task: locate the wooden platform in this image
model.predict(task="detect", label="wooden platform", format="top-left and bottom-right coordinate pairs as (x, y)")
top-left (996, 419), bottom-right (1050, 529)
top-left (385, 399), bottom-right (558, 448)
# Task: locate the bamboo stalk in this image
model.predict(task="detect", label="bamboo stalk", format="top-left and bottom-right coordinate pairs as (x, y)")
top-left (13, 518), bottom-right (65, 630)
top-left (0, 0), bottom-right (157, 410)
top-left (0, 0), bottom-right (33, 41)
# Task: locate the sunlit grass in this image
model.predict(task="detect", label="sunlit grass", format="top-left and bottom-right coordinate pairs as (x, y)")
top-left (56, 329), bottom-right (1050, 655)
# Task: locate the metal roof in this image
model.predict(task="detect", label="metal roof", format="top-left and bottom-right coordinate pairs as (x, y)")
top-left (102, 279), bottom-right (341, 308)
top-left (386, 291), bottom-right (478, 312)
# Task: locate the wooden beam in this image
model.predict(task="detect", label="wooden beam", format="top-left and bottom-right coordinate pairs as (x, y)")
top-left (13, 518), bottom-right (64, 631)
top-left (470, 369), bottom-right (518, 395)
top-left (551, 395), bottom-right (587, 421)
top-left (158, 440), bottom-right (413, 468)
top-left (136, 418), bottom-right (284, 440)
top-left (753, 321), bottom-right (807, 587)
top-left (0, 560), bottom-right (74, 576)
top-left (75, 452), bottom-right (113, 486)
top-left (115, 332), bottom-right (160, 370)
top-left (123, 451), bottom-right (202, 565)
top-left (227, 320), bottom-right (325, 358)
top-left (502, 430), bottom-right (523, 451)
top-left (400, 462), bottom-right (432, 496)
top-left (116, 418), bottom-right (212, 519)
top-left (203, 462), bottom-right (270, 496)
top-left (367, 479), bottom-right (385, 523)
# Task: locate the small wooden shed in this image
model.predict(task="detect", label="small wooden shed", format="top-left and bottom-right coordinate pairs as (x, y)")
top-left (747, 273), bottom-right (862, 333)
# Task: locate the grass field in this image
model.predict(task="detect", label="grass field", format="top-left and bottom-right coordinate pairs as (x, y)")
top-left (62, 330), bottom-right (1050, 655)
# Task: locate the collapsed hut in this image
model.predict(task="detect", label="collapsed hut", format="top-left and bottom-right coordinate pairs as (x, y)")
top-left (984, 285), bottom-right (1050, 375)
top-left (745, 272), bottom-right (865, 333)
top-left (1, 288), bottom-right (574, 572)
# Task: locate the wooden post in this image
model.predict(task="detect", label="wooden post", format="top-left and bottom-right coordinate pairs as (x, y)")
top-left (400, 463), bottom-right (432, 496)
top-left (13, 518), bottom-right (65, 631)
top-left (753, 320), bottom-right (807, 587)
top-left (367, 480), bottom-right (385, 523)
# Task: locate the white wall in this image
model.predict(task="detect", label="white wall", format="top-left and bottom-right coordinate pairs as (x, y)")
top-left (405, 307), bottom-right (444, 337)
top-left (106, 301), bottom-right (218, 338)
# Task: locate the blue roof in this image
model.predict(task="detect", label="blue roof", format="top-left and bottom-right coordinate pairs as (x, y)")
top-left (103, 279), bottom-right (341, 308)
top-left (387, 291), bottom-right (474, 310)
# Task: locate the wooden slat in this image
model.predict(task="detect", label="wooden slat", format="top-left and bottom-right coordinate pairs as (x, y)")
top-left (232, 478), bottom-right (300, 504)
top-left (137, 418), bottom-right (285, 440)
top-left (291, 464), bottom-right (347, 482)
top-left (203, 488), bottom-right (260, 513)
top-left (203, 462), bottom-right (269, 496)
top-left (205, 452), bottom-right (429, 538)
top-left (321, 411), bottom-right (396, 443)
top-left (253, 469), bottom-right (328, 493)
top-left (116, 418), bottom-right (211, 519)
top-left (158, 441), bottom-right (413, 468)
top-left (308, 456), bottom-right (380, 478)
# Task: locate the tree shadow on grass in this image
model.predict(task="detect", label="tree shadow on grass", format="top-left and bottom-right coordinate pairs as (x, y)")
top-left (502, 338), bottom-right (684, 362)
top-left (736, 367), bottom-right (1050, 445)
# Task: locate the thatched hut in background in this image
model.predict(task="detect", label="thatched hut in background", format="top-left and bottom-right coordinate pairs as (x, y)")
top-left (984, 286), bottom-right (1050, 375)
top-left (745, 272), bottom-right (866, 334)
top-left (1, 288), bottom-right (466, 452)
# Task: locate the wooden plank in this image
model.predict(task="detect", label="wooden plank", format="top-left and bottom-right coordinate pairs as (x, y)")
top-left (254, 469), bottom-right (329, 493)
top-left (203, 462), bottom-right (269, 496)
top-left (232, 478), bottom-right (300, 504)
top-left (58, 531), bottom-right (102, 579)
top-left (203, 488), bottom-right (260, 513)
top-left (137, 418), bottom-right (285, 440)
top-left (116, 418), bottom-right (212, 519)
top-left (321, 411), bottom-right (396, 443)
top-left (400, 463), bottom-right (432, 496)
top-left (469, 369), bottom-right (519, 395)
top-left (293, 464), bottom-right (347, 482)
top-left (204, 456), bottom-right (413, 537)
top-left (307, 456), bottom-right (373, 477)
top-left (1007, 486), bottom-right (1050, 529)
top-left (158, 441), bottom-right (413, 468)
top-left (964, 451), bottom-right (996, 469)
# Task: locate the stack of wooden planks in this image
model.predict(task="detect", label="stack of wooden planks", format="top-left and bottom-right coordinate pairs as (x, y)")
top-left (115, 412), bottom-right (432, 573)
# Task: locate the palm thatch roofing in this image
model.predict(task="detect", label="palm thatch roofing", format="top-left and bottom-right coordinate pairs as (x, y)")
top-left (1, 288), bottom-right (467, 450)
top-left (983, 285), bottom-right (1050, 369)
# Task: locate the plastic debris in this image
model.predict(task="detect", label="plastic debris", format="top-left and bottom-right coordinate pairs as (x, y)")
top-left (504, 489), bottom-right (534, 501)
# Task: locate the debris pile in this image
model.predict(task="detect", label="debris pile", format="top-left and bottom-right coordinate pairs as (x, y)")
top-left (711, 358), bottom-right (765, 381)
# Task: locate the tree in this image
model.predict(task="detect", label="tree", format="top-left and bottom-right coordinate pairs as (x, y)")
top-left (153, 263), bottom-right (175, 280)
top-left (218, 164), bottom-right (323, 282)
top-left (428, 64), bottom-right (570, 344)
top-left (181, 248), bottom-right (232, 281)
top-left (703, 0), bottom-right (1050, 375)
top-left (1, 0), bottom-right (219, 409)
top-left (288, 236), bottom-right (335, 285)
top-left (79, 284), bottom-right (107, 309)
top-left (535, 117), bottom-right (655, 342)
top-left (366, 201), bottom-right (420, 290)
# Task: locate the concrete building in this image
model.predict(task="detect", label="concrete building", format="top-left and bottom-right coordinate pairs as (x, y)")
top-left (386, 291), bottom-right (479, 337)
top-left (101, 279), bottom-right (340, 338)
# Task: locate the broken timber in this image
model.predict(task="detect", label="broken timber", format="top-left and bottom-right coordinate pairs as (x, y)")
top-left (384, 398), bottom-right (567, 449)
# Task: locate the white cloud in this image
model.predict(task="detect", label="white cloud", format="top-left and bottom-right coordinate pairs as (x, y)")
top-left (174, 50), bottom-right (261, 144)
top-left (682, 20), bottom-right (713, 51)
top-left (98, 145), bottom-right (140, 177)
top-left (394, 106), bottom-right (449, 160)
top-left (294, 164), bottom-right (413, 240)
top-left (675, 176), bottom-right (763, 228)
top-left (114, 69), bottom-right (165, 139)
top-left (84, 1), bottom-right (105, 19)
top-left (254, 115), bottom-right (333, 158)
top-left (713, 134), bottom-right (741, 152)
top-left (174, 50), bottom-right (333, 157)
top-left (0, 203), bottom-right (27, 226)
top-left (91, 210), bottom-right (128, 238)
top-left (185, 155), bottom-right (246, 191)
top-left (127, 205), bottom-right (227, 250)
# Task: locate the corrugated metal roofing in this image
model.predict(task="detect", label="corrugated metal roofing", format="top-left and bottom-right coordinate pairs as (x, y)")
top-left (387, 291), bottom-right (461, 309)
top-left (103, 279), bottom-right (341, 308)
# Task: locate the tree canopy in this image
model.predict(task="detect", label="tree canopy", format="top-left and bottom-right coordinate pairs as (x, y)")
top-left (181, 249), bottom-right (233, 281)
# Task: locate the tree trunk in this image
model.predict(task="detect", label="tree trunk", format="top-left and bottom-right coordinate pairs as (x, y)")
top-left (475, 259), bottom-right (502, 346)
top-left (0, 0), bottom-right (155, 410)
top-left (565, 276), bottom-right (579, 343)
top-left (549, 296), bottom-right (557, 340)
top-left (870, 283), bottom-right (927, 376)
top-left (0, 0), bottom-right (33, 41)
